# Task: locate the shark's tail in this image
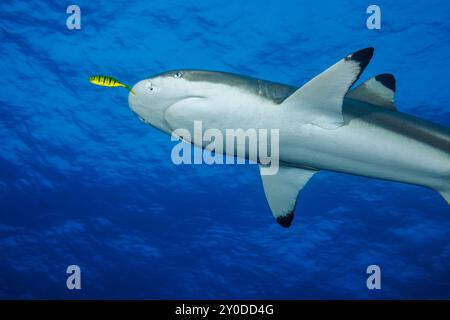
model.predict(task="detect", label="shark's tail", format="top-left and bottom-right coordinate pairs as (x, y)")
top-left (438, 190), bottom-right (450, 204)
top-left (346, 71), bottom-right (450, 207)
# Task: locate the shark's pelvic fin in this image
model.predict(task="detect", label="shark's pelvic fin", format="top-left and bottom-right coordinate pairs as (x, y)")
top-left (259, 165), bottom-right (318, 227)
top-left (346, 73), bottom-right (396, 110)
top-left (281, 47), bottom-right (374, 129)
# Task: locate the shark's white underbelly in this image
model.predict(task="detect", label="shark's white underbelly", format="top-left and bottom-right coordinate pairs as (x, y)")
top-left (164, 92), bottom-right (450, 190)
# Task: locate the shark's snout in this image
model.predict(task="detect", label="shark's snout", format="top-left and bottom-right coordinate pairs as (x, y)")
top-left (128, 80), bottom-right (149, 113)
top-left (130, 80), bottom-right (149, 96)
top-left (127, 78), bottom-right (173, 134)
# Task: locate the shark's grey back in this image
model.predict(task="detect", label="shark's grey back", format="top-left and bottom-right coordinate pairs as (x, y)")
top-left (159, 70), bottom-right (297, 104)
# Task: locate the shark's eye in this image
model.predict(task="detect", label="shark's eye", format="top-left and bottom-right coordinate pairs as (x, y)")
top-left (174, 72), bottom-right (183, 78)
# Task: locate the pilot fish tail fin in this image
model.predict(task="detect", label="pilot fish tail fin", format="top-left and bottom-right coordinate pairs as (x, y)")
top-left (124, 85), bottom-right (136, 95)
top-left (280, 47), bottom-right (374, 129)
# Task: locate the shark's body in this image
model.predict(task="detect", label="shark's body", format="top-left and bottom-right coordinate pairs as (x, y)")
top-left (128, 48), bottom-right (450, 227)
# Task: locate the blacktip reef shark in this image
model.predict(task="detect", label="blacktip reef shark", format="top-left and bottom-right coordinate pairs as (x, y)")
top-left (122, 47), bottom-right (450, 227)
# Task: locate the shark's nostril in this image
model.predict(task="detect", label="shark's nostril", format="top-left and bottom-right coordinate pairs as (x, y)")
top-left (145, 83), bottom-right (154, 92)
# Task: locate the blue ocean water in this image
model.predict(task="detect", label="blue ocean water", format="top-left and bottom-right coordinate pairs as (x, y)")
top-left (1, 0), bottom-right (450, 299)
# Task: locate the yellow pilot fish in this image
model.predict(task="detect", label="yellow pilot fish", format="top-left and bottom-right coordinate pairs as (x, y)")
top-left (88, 75), bottom-right (135, 94)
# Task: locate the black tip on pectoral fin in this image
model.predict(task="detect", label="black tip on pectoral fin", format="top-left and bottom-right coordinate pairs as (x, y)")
top-left (375, 73), bottom-right (396, 92)
top-left (276, 212), bottom-right (294, 228)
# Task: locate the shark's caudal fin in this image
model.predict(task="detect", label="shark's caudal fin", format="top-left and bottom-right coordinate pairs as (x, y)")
top-left (346, 73), bottom-right (396, 110)
top-left (280, 47), bottom-right (374, 129)
top-left (259, 165), bottom-right (318, 227)
top-left (437, 189), bottom-right (450, 205)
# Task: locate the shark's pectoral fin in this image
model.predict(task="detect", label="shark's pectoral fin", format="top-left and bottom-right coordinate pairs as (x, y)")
top-left (259, 165), bottom-right (318, 227)
top-left (346, 73), bottom-right (396, 110)
top-left (281, 47), bottom-right (374, 129)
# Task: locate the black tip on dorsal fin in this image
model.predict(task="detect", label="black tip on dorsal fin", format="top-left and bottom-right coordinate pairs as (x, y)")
top-left (276, 212), bottom-right (294, 228)
top-left (375, 73), bottom-right (396, 92)
top-left (345, 47), bottom-right (374, 70)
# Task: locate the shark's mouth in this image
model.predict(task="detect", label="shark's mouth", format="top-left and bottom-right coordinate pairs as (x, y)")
top-left (162, 95), bottom-right (207, 132)
top-left (167, 95), bottom-right (207, 109)
top-left (163, 95), bottom-right (206, 116)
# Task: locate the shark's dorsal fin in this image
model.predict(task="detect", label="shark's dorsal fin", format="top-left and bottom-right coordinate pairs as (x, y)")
top-left (346, 73), bottom-right (396, 110)
top-left (281, 47), bottom-right (374, 129)
top-left (259, 165), bottom-right (318, 227)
